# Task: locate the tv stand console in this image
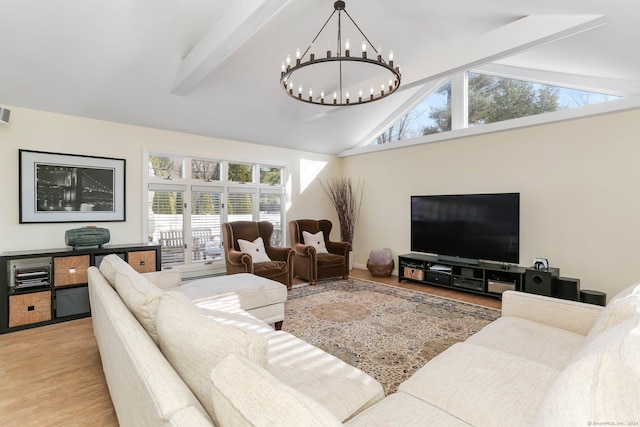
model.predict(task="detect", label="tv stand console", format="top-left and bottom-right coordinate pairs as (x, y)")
top-left (399, 253), bottom-right (527, 299)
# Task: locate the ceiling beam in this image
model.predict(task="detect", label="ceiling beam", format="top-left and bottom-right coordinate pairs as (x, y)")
top-left (171, 0), bottom-right (292, 95)
top-left (474, 63), bottom-right (640, 96)
top-left (402, 14), bottom-right (608, 89)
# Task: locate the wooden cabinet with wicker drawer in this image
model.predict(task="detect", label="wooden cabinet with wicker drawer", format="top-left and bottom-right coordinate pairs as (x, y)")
top-left (8, 291), bottom-right (52, 328)
top-left (1, 243), bottom-right (160, 334)
top-left (127, 250), bottom-right (157, 273)
top-left (54, 255), bottom-right (90, 287)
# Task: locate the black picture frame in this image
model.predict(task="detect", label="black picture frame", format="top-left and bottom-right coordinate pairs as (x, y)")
top-left (19, 149), bottom-right (126, 223)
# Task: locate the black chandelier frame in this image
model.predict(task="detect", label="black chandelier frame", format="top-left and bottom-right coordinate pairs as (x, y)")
top-left (280, 1), bottom-right (401, 106)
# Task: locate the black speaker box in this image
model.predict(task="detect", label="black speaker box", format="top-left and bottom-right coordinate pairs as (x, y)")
top-left (524, 268), bottom-right (559, 296)
top-left (553, 277), bottom-right (580, 301)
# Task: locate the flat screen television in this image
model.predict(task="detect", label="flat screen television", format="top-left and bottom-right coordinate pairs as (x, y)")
top-left (411, 193), bottom-right (520, 264)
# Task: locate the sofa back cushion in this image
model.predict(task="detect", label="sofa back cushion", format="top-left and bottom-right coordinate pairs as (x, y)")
top-left (156, 292), bottom-right (268, 423)
top-left (586, 283), bottom-right (640, 341)
top-left (99, 254), bottom-right (131, 287)
top-left (114, 269), bottom-right (164, 344)
top-left (534, 314), bottom-right (640, 425)
top-left (210, 354), bottom-right (342, 427)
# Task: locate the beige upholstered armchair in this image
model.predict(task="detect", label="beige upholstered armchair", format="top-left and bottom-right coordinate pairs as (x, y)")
top-left (289, 219), bottom-right (351, 285)
top-left (222, 221), bottom-right (294, 290)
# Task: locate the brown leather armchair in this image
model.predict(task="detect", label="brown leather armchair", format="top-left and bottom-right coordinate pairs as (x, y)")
top-left (222, 221), bottom-right (294, 290)
top-left (289, 219), bottom-right (351, 285)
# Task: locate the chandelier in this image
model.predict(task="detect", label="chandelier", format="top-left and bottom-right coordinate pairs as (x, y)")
top-left (280, 1), bottom-right (401, 106)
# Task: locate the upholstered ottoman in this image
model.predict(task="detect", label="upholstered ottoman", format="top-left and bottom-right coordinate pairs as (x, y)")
top-left (173, 273), bottom-right (288, 330)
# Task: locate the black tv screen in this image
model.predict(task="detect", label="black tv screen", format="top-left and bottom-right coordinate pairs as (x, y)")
top-left (411, 193), bottom-right (520, 264)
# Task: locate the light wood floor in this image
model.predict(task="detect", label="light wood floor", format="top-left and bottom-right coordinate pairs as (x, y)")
top-left (0, 269), bottom-right (500, 425)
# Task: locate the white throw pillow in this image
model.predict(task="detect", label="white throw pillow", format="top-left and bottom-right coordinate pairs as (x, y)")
top-left (237, 237), bottom-right (272, 263)
top-left (156, 292), bottom-right (269, 422)
top-left (210, 354), bottom-right (342, 427)
top-left (114, 270), bottom-right (164, 344)
top-left (586, 290), bottom-right (640, 342)
top-left (302, 230), bottom-right (329, 254)
top-left (533, 352), bottom-right (640, 426)
top-left (534, 315), bottom-right (640, 425)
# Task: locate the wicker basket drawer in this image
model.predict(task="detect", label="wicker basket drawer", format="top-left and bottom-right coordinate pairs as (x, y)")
top-left (128, 250), bottom-right (156, 273)
top-left (9, 291), bottom-right (52, 327)
top-left (54, 255), bottom-right (90, 287)
top-left (403, 267), bottom-right (424, 281)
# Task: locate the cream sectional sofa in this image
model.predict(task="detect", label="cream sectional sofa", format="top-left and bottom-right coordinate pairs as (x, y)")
top-left (89, 254), bottom-right (640, 426)
top-left (88, 255), bottom-right (384, 426)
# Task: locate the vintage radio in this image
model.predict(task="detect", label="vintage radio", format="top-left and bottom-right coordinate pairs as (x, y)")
top-left (65, 227), bottom-right (110, 249)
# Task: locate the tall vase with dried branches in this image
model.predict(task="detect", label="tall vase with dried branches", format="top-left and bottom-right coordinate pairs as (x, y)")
top-left (320, 178), bottom-right (364, 269)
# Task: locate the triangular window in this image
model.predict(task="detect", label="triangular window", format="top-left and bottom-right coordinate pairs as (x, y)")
top-left (371, 79), bottom-right (451, 145)
top-left (370, 72), bottom-right (622, 145)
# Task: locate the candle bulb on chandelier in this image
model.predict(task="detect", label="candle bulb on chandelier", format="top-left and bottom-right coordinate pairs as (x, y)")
top-left (346, 91), bottom-right (350, 104)
top-left (361, 41), bottom-right (367, 58)
top-left (389, 50), bottom-right (394, 67)
top-left (308, 89), bottom-right (313, 102)
top-left (370, 87), bottom-right (374, 100)
top-left (298, 85), bottom-right (303, 99)
top-left (358, 90), bottom-right (363, 103)
top-left (377, 46), bottom-right (382, 61)
top-left (345, 39), bottom-right (350, 57)
top-left (381, 83), bottom-right (385, 96)
top-left (288, 82), bottom-right (293, 95)
top-left (333, 91), bottom-right (337, 105)
top-left (321, 90), bottom-right (325, 104)
top-left (296, 48), bottom-right (301, 65)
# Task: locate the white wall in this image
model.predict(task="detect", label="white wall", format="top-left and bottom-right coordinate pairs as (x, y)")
top-left (0, 107), bottom-right (341, 254)
top-left (344, 109), bottom-right (640, 300)
top-left (3, 106), bottom-right (638, 300)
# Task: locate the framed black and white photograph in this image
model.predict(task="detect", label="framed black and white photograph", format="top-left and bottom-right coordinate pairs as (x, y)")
top-left (19, 150), bottom-right (126, 223)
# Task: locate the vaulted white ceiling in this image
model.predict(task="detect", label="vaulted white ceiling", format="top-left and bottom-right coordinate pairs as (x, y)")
top-left (1, 0), bottom-right (638, 154)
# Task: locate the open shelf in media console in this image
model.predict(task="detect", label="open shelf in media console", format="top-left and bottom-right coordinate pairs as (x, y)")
top-left (398, 253), bottom-right (527, 299)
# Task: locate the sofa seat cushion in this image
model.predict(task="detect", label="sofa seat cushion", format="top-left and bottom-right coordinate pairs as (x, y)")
top-left (252, 260), bottom-right (288, 277)
top-left (156, 292), bottom-right (269, 423)
top-left (466, 316), bottom-right (585, 370)
top-left (175, 273), bottom-right (287, 312)
top-left (345, 392), bottom-right (471, 427)
top-left (196, 302), bottom-right (274, 334)
top-left (399, 342), bottom-right (560, 427)
top-left (267, 330), bottom-right (385, 422)
top-left (114, 269), bottom-right (164, 344)
top-left (534, 314), bottom-right (640, 425)
top-left (210, 354), bottom-right (342, 427)
top-left (317, 253), bottom-right (345, 267)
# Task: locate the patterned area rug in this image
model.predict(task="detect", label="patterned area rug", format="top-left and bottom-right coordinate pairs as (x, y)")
top-left (282, 277), bottom-right (500, 395)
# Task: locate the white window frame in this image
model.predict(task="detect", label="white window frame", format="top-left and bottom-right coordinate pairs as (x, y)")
top-left (143, 150), bottom-right (287, 276)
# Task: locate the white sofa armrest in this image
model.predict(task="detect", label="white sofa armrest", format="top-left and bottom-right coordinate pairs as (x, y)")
top-left (142, 270), bottom-right (182, 290)
top-left (168, 406), bottom-right (213, 427)
top-left (501, 291), bottom-right (603, 335)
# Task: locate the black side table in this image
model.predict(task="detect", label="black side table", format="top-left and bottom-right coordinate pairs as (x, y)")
top-left (580, 290), bottom-right (607, 306)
